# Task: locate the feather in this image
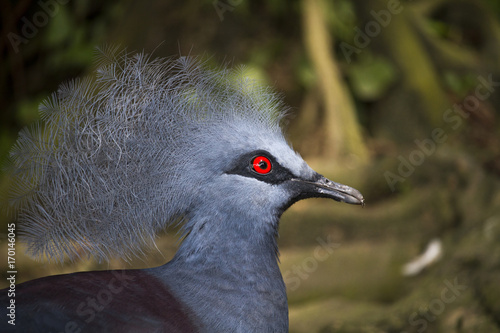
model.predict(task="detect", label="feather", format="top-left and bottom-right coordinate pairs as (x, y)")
top-left (6, 48), bottom-right (288, 262)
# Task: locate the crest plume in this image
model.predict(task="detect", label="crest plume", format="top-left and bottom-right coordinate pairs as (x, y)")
top-left (7, 48), bottom-right (287, 262)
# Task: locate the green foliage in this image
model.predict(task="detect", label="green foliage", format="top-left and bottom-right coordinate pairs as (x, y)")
top-left (442, 71), bottom-right (478, 97)
top-left (346, 53), bottom-right (397, 101)
top-left (327, 0), bottom-right (357, 42)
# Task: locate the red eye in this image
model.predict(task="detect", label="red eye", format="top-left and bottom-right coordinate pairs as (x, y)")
top-left (252, 156), bottom-right (272, 174)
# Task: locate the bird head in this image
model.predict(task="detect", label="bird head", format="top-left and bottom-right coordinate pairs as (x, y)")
top-left (181, 121), bottom-right (363, 236)
top-left (7, 48), bottom-right (363, 262)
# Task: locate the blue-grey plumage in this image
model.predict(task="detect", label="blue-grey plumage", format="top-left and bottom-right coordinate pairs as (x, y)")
top-left (1, 48), bottom-right (364, 332)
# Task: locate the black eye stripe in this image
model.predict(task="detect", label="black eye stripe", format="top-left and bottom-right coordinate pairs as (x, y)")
top-left (227, 150), bottom-right (294, 185)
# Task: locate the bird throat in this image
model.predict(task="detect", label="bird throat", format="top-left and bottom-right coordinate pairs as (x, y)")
top-left (149, 214), bottom-right (288, 332)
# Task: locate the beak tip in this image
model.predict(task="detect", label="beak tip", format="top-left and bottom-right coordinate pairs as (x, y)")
top-left (347, 195), bottom-right (364, 206)
top-left (346, 187), bottom-right (364, 207)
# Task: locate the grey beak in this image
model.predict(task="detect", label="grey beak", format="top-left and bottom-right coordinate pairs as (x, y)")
top-left (290, 173), bottom-right (365, 206)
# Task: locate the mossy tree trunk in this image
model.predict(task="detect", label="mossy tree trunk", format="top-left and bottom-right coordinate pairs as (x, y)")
top-left (298, 0), bottom-right (369, 163)
top-left (349, 0), bottom-right (450, 145)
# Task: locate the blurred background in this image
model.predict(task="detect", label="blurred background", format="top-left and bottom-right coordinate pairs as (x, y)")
top-left (1, 0), bottom-right (500, 332)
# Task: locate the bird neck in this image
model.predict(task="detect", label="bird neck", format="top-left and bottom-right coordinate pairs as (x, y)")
top-left (173, 204), bottom-right (281, 262)
top-left (150, 211), bottom-right (288, 332)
